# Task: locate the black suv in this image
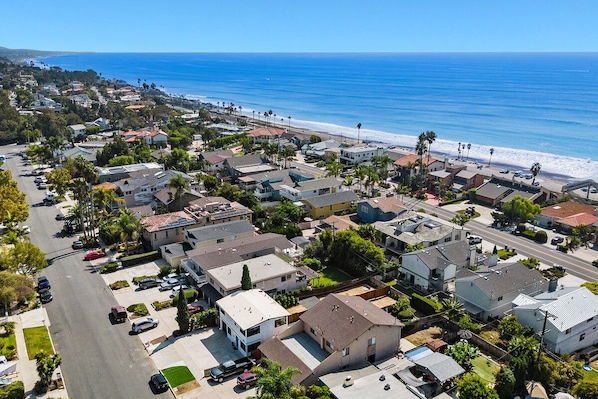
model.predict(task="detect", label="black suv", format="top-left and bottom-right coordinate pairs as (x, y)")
top-left (592, 260), bottom-right (598, 267)
top-left (150, 374), bottom-right (169, 392)
top-left (138, 278), bottom-right (161, 290)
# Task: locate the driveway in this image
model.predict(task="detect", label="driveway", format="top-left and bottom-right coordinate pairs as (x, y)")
top-left (100, 263), bottom-right (257, 398)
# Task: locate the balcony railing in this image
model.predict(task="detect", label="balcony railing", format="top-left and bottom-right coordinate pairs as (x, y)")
top-left (180, 258), bottom-right (206, 284)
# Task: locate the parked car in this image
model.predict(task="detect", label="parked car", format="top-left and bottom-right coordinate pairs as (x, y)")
top-left (513, 170), bottom-right (523, 177)
top-left (551, 236), bottom-right (564, 245)
top-left (55, 213), bottom-right (65, 220)
top-left (159, 275), bottom-right (187, 291)
top-left (119, 242), bottom-right (139, 252)
top-left (21, 225), bottom-right (31, 234)
top-left (138, 278), bottom-right (162, 290)
top-left (111, 305), bottom-right (127, 323)
top-left (37, 182), bottom-right (47, 189)
top-left (237, 372), bottom-right (258, 389)
top-left (468, 235), bottom-right (483, 244)
top-left (131, 317), bottom-right (159, 334)
top-left (150, 373), bottom-right (169, 392)
top-left (592, 260), bottom-right (598, 267)
top-left (38, 288), bottom-right (53, 303)
top-left (83, 250), bottom-right (106, 261)
top-left (187, 304), bottom-right (204, 315)
top-left (72, 240), bottom-right (84, 249)
top-left (171, 285), bottom-right (191, 297)
top-left (499, 168), bottom-right (509, 174)
top-left (37, 276), bottom-right (50, 290)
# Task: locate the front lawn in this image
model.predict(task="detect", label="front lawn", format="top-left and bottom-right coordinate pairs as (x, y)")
top-left (471, 355), bottom-right (499, 384)
top-left (0, 324), bottom-right (17, 360)
top-left (310, 267), bottom-right (352, 287)
top-left (162, 365), bottom-right (195, 388)
top-left (23, 326), bottom-right (54, 360)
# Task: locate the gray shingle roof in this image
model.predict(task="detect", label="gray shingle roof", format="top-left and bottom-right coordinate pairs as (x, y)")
top-left (185, 219), bottom-right (254, 241)
top-left (461, 262), bottom-right (546, 297)
top-left (304, 190), bottom-right (358, 208)
top-left (414, 352), bottom-right (465, 382)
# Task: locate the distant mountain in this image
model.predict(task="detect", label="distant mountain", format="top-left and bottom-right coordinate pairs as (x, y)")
top-left (0, 46), bottom-right (83, 62)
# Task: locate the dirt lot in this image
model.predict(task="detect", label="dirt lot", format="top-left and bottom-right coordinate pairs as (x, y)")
top-left (404, 327), bottom-right (443, 346)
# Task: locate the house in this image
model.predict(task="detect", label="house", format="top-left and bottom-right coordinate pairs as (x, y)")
top-left (150, 129), bottom-right (168, 145)
top-left (512, 286), bottom-right (598, 354)
top-left (237, 169), bottom-right (314, 201)
top-left (224, 154), bottom-right (273, 179)
top-left (68, 124), bottom-right (87, 138)
top-left (183, 219), bottom-right (255, 250)
top-left (217, 289), bottom-right (289, 357)
top-left (88, 117), bottom-right (110, 130)
top-left (302, 190), bottom-right (358, 220)
top-left (322, 368), bottom-right (422, 399)
top-left (258, 294), bottom-right (402, 387)
top-left (315, 214), bottom-right (359, 234)
top-left (279, 177), bottom-right (341, 201)
top-left (535, 201), bottom-right (598, 233)
top-left (206, 253), bottom-right (307, 297)
top-left (339, 146), bottom-right (385, 165)
top-left (474, 177), bottom-right (543, 207)
top-left (68, 94), bottom-right (92, 108)
top-left (451, 169), bottom-right (485, 192)
top-left (357, 196), bottom-right (406, 224)
top-left (393, 154), bottom-right (446, 185)
top-left (141, 211), bottom-right (198, 249)
top-left (30, 94), bottom-right (61, 112)
top-left (454, 262), bottom-right (547, 321)
top-left (61, 146), bottom-right (97, 164)
top-left (153, 187), bottom-right (203, 212)
top-left (184, 196), bottom-right (253, 226)
top-left (97, 162), bottom-right (163, 183)
top-left (180, 233), bottom-right (296, 289)
top-left (114, 170), bottom-right (194, 207)
top-left (281, 131), bottom-right (311, 148)
top-left (302, 139), bottom-right (342, 158)
top-left (374, 211), bottom-right (469, 256)
top-left (198, 149), bottom-right (234, 173)
top-left (403, 347), bottom-right (465, 384)
top-left (400, 240), bottom-right (494, 292)
top-left (245, 126), bottom-right (284, 144)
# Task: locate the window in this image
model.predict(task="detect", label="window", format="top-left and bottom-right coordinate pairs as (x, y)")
top-left (247, 342), bottom-right (261, 351)
top-left (368, 337), bottom-right (376, 346)
top-left (240, 342), bottom-right (246, 351)
top-left (281, 275), bottom-right (286, 282)
top-left (497, 296), bottom-right (503, 301)
top-left (342, 348), bottom-right (350, 357)
top-left (588, 317), bottom-right (594, 322)
top-left (275, 317), bottom-right (287, 327)
top-left (566, 328), bottom-right (572, 334)
top-left (154, 233), bottom-right (157, 240)
top-left (310, 327), bottom-right (315, 335)
top-left (165, 231), bottom-right (169, 238)
top-left (217, 238), bottom-right (224, 243)
top-left (247, 326), bottom-right (261, 337)
top-left (325, 340), bottom-right (334, 350)
top-left (580, 333), bottom-right (586, 341)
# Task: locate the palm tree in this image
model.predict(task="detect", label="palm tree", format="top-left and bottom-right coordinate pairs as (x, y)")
top-left (372, 154), bottom-right (392, 181)
top-left (251, 358), bottom-right (300, 399)
top-left (394, 183), bottom-right (411, 202)
top-left (280, 146), bottom-right (295, 168)
top-left (354, 165), bottom-right (367, 194)
top-left (441, 297), bottom-right (465, 322)
top-left (466, 143), bottom-right (472, 161)
top-left (457, 141), bottom-right (462, 160)
top-left (356, 123), bottom-right (362, 143)
top-left (287, 116), bottom-right (291, 129)
top-left (93, 187), bottom-right (124, 220)
top-left (488, 148), bottom-right (494, 166)
top-left (116, 209), bottom-right (141, 255)
top-left (425, 131), bottom-right (436, 164)
top-left (530, 162), bottom-right (542, 184)
top-left (325, 161), bottom-right (342, 178)
top-left (415, 133), bottom-right (428, 189)
top-left (166, 174), bottom-right (190, 211)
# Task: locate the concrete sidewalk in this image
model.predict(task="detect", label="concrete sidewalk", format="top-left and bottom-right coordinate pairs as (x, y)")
top-left (10, 307), bottom-right (69, 399)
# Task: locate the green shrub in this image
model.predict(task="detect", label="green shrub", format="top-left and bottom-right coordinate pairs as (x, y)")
top-left (0, 380), bottom-right (24, 399)
top-left (152, 300), bottom-right (172, 311)
top-left (171, 290), bottom-right (198, 306)
top-left (397, 309), bottom-right (415, 321)
top-left (521, 230), bottom-right (536, 240)
top-left (557, 245), bottom-right (568, 253)
top-left (158, 266), bottom-right (173, 278)
top-left (190, 308), bottom-right (218, 330)
top-left (275, 292), bottom-right (299, 309)
top-left (99, 262), bottom-right (119, 274)
top-left (456, 315), bottom-right (481, 333)
top-left (126, 303), bottom-right (149, 316)
top-left (534, 230), bottom-right (548, 243)
top-left (411, 293), bottom-right (442, 315)
top-left (0, 321), bottom-right (15, 335)
top-left (109, 280), bottom-right (130, 290)
top-left (120, 251), bottom-right (160, 268)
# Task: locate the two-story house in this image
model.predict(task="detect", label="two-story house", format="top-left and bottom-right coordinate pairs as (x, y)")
top-left (302, 190), bottom-right (358, 220)
top-left (339, 146), bottom-right (385, 165)
top-left (401, 241), bottom-right (494, 292)
top-left (374, 211), bottom-right (469, 256)
top-left (114, 170), bottom-right (193, 207)
top-left (279, 177), bottom-right (341, 202)
top-left (97, 162), bottom-right (163, 183)
top-left (512, 286), bottom-right (598, 354)
top-left (141, 211), bottom-right (198, 249)
top-left (245, 126), bottom-right (284, 144)
top-left (236, 169), bottom-right (314, 201)
top-left (535, 201), bottom-right (598, 233)
top-left (68, 124), bottom-right (87, 138)
top-left (455, 262), bottom-right (547, 321)
top-left (217, 289), bottom-right (289, 357)
top-left (259, 294), bottom-right (402, 387)
top-left (357, 196), bottom-right (406, 224)
top-left (183, 219), bottom-right (255, 250)
top-left (224, 154), bottom-right (273, 179)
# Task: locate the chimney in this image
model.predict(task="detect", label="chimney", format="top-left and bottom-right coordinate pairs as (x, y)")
top-left (548, 278), bottom-right (558, 292)
top-left (488, 253), bottom-right (498, 267)
top-left (468, 245), bottom-right (476, 268)
top-left (343, 376), bottom-right (354, 387)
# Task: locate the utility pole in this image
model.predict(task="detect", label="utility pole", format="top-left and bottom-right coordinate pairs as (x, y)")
top-left (536, 308), bottom-right (556, 365)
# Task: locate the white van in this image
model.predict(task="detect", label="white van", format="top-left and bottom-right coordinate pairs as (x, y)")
top-left (45, 191), bottom-right (57, 202)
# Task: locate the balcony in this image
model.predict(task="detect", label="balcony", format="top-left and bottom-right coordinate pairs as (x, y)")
top-left (180, 258), bottom-right (206, 284)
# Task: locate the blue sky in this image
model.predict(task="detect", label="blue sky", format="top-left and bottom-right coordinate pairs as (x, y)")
top-left (2, 1), bottom-right (597, 52)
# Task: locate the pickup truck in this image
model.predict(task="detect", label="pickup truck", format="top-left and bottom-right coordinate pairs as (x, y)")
top-left (210, 357), bottom-right (255, 382)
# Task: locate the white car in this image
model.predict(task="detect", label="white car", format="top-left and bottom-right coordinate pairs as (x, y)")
top-left (171, 285), bottom-right (190, 296)
top-left (21, 226), bottom-right (31, 234)
top-left (131, 317), bottom-right (159, 334)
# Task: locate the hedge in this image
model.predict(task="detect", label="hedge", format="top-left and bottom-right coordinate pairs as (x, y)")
top-left (411, 293), bottom-right (442, 315)
top-left (171, 290), bottom-right (198, 306)
top-left (100, 262), bottom-right (119, 274)
top-left (120, 251), bottom-right (160, 268)
top-left (0, 381), bottom-right (24, 399)
top-left (152, 300), bottom-right (172, 311)
top-left (109, 280), bottom-right (130, 290)
top-left (126, 303), bottom-right (149, 316)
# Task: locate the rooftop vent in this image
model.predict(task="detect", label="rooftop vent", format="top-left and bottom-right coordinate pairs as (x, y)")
top-left (343, 376), bottom-right (354, 387)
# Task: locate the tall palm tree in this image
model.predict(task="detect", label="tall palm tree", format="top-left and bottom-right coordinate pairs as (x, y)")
top-left (251, 358), bottom-right (300, 399)
top-left (325, 160), bottom-right (342, 178)
top-left (457, 142), bottom-right (462, 160)
top-left (488, 148), bottom-right (494, 166)
top-left (71, 179), bottom-right (88, 239)
top-left (166, 174), bottom-right (190, 211)
top-left (530, 162), bottom-right (542, 185)
top-left (116, 209), bottom-right (141, 255)
top-left (354, 165), bottom-right (367, 194)
top-left (415, 132), bottom-right (428, 189)
top-left (93, 187), bottom-right (124, 221)
top-left (466, 143), bottom-right (471, 161)
top-left (280, 146), bottom-right (295, 168)
top-left (356, 123), bottom-right (362, 143)
top-left (425, 131), bottom-right (436, 164)
top-left (287, 116), bottom-right (291, 129)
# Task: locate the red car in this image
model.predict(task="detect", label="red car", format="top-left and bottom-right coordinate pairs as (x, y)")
top-left (187, 304), bottom-right (204, 315)
top-left (84, 250), bottom-right (106, 261)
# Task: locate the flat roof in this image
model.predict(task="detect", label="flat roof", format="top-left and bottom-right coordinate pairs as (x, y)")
top-left (207, 253), bottom-right (297, 291)
top-left (216, 289), bottom-right (288, 330)
top-left (328, 370), bottom-right (420, 399)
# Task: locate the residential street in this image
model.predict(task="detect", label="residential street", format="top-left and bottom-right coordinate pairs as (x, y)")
top-left (3, 145), bottom-right (173, 399)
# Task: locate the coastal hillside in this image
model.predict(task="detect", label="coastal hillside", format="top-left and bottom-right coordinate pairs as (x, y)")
top-left (0, 45), bottom-right (76, 62)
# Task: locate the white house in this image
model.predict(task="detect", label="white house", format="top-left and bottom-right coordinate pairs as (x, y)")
top-left (68, 124), bottom-right (87, 138)
top-left (339, 145), bottom-right (385, 165)
top-left (512, 286), bottom-right (598, 354)
top-left (217, 289), bottom-right (289, 356)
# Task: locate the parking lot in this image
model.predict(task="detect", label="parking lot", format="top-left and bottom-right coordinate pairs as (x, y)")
top-left (95, 258), bottom-right (257, 398)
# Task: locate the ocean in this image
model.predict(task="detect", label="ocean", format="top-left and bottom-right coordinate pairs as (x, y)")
top-left (39, 52), bottom-right (598, 181)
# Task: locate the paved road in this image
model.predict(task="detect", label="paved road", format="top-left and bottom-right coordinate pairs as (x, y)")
top-left (416, 201), bottom-right (598, 282)
top-left (3, 145), bottom-right (173, 399)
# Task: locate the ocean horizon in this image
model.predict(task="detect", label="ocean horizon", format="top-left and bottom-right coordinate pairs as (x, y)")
top-left (38, 52), bottom-right (598, 181)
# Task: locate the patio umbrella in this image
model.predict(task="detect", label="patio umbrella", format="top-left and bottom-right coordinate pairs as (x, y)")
top-left (457, 329), bottom-right (473, 340)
